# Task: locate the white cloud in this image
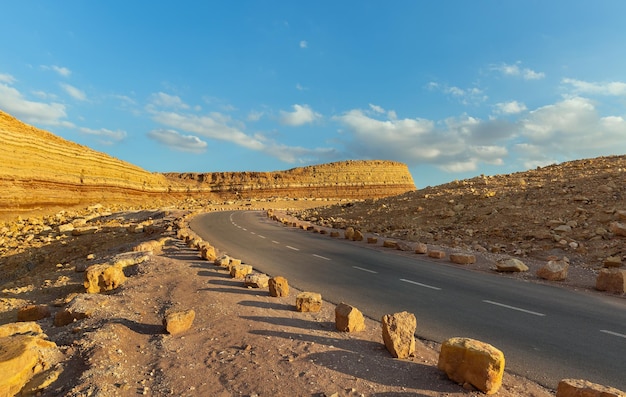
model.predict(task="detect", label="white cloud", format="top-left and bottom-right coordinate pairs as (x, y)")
top-left (427, 81), bottom-right (487, 105)
top-left (247, 110), bottom-right (265, 122)
top-left (0, 80), bottom-right (72, 127)
top-left (369, 104), bottom-right (385, 114)
top-left (0, 73), bottom-right (16, 84)
top-left (494, 100), bottom-right (527, 115)
top-left (562, 78), bottom-right (626, 96)
top-left (296, 83), bottom-right (307, 91)
top-left (147, 129), bottom-right (208, 153)
top-left (151, 110), bottom-right (264, 150)
top-left (149, 92), bottom-right (189, 109)
top-left (41, 65), bottom-right (71, 77)
top-left (279, 104), bottom-right (321, 126)
top-left (334, 108), bottom-right (511, 173)
top-left (300, 40), bottom-right (308, 49)
top-left (60, 83), bottom-right (87, 101)
top-left (516, 96), bottom-right (626, 166)
top-left (79, 127), bottom-right (127, 142)
top-left (492, 62), bottom-right (545, 80)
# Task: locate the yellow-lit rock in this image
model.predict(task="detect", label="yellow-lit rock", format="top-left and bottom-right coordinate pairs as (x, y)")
top-left (437, 337), bottom-right (505, 395)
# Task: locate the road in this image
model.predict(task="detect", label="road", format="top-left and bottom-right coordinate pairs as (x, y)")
top-left (190, 210), bottom-right (626, 390)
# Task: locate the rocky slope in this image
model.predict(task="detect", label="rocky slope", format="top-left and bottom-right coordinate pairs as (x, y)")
top-left (294, 155), bottom-right (626, 289)
top-left (0, 110), bottom-right (415, 220)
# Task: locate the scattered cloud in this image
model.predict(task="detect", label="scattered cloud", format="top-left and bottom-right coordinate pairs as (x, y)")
top-left (149, 92), bottom-right (189, 109)
top-left (296, 83), bottom-right (308, 91)
top-left (147, 129), bottom-right (208, 153)
top-left (41, 65), bottom-right (71, 77)
top-left (0, 77), bottom-right (72, 127)
top-left (0, 73), bottom-right (16, 84)
top-left (60, 83), bottom-right (87, 101)
top-left (299, 40), bottom-right (308, 49)
top-left (491, 62), bottom-right (545, 80)
top-left (335, 108), bottom-right (511, 173)
top-left (150, 110), bottom-right (265, 150)
top-left (79, 127), bottom-right (127, 142)
top-left (369, 104), bottom-right (385, 114)
top-left (427, 82), bottom-right (487, 105)
top-left (279, 104), bottom-right (321, 126)
top-left (247, 110), bottom-right (265, 122)
top-left (562, 78), bottom-right (626, 96)
top-left (516, 96), bottom-right (626, 168)
top-left (494, 100), bottom-right (527, 115)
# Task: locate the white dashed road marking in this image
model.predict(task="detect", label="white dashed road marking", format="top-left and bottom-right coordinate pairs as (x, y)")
top-left (483, 300), bottom-right (546, 317)
top-left (286, 246), bottom-right (300, 251)
top-left (353, 266), bottom-right (377, 274)
top-left (399, 278), bottom-right (441, 291)
top-left (258, 235), bottom-right (266, 239)
top-left (272, 240), bottom-right (280, 244)
top-left (600, 329), bottom-right (626, 339)
top-left (313, 254), bottom-right (331, 261)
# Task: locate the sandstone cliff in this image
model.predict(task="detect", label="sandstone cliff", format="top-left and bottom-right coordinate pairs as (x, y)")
top-left (164, 160), bottom-right (416, 200)
top-left (0, 110), bottom-right (415, 217)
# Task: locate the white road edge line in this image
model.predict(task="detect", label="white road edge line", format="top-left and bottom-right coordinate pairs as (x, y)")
top-left (400, 278), bottom-right (441, 291)
top-left (600, 329), bottom-right (626, 339)
top-left (313, 254), bottom-right (331, 261)
top-left (286, 245), bottom-right (300, 251)
top-left (483, 300), bottom-right (546, 317)
top-left (353, 266), bottom-right (377, 274)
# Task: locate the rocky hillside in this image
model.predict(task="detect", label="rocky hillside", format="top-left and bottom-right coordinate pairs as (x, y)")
top-left (0, 111), bottom-right (415, 219)
top-left (295, 155), bottom-right (626, 277)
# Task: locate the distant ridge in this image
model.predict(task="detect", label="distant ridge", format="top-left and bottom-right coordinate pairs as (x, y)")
top-left (0, 110), bottom-right (416, 216)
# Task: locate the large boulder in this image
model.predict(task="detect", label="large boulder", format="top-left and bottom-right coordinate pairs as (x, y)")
top-left (450, 253), bottom-right (476, 265)
top-left (84, 263), bottom-right (126, 293)
top-left (230, 264), bottom-right (253, 279)
top-left (268, 276), bottom-right (289, 297)
top-left (595, 268), bottom-right (626, 293)
top-left (495, 258), bottom-right (529, 272)
top-left (381, 311), bottom-right (416, 359)
top-left (295, 292), bottom-right (322, 313)
top-left (437, 337), bottom-right (505, 395)
top-left (200, 244), bottom-right (217, 261)
top-left (556, 378), bottom-right (624, 397)
top-left (335, 303), bottom-right (365, 332)
top-left (537, 259), bottom-right (569, 281)
top-left (163, 309), bottom-right (195, 335)
top-left (344, 227), bottom-right (355, 240)
top-left (244, 273), bottom-right (270, 288)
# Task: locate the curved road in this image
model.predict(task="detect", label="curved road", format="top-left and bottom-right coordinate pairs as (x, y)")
top-left (190, 210), bottom-right (626, 390)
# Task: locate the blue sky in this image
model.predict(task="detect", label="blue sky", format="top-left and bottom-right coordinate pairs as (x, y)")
top-left (2, 1), bottom-right (626, 187)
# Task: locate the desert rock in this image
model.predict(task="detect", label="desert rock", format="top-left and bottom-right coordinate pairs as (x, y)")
top-left (295, 292), bottom-right (322, 312)
top-left (496, 258), bottom-right (529, 272)
top-left (381, 311), bottom-right (416, 359)
top-left (230, 264), bottom-right (253, 279)
top-left (595, 269), bottom-right (626, 293)
top-left (268, 276), bottom-right (289, 297)
top-left (556, 378), bottom-right (624, 397)
top-left (163, 309), bottom-right (196, 335)
top-left (537, 260), bottom-right (569, 281)
top-left (244, 273), bottom-right (270, 288)
top-left (450, 253), bottom-right (476, 265)
top-left (335, 302), bottom-right (365, 332)
top-left (17, 305), bottom-right (51, 322)
top-left (83, 263), bottom-right (126, 293)
top-left (437, 337), bottom-right (505, 395)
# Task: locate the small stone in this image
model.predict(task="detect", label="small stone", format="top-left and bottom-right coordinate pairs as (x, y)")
top-left (414, 243), bottom-right (428, 254)
top-left (495, 258), bottom-right (529, 273)
top-left (556, 378), bottom-right (624, 397)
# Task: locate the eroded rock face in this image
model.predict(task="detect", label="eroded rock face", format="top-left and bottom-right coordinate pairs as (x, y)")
top-left (437, 337), bottom-right (505, 395)
top-left (381, 311), bottom-right (416, 359)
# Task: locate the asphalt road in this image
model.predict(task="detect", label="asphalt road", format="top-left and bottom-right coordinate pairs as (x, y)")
top-left (190, 210), bottom-right (626, 390)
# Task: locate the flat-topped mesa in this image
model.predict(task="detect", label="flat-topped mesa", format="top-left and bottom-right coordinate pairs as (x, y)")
top-left (162, 160), bottom-right (416, 200)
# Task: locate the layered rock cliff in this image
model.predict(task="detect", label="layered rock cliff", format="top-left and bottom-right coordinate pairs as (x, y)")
top-left (0, 110), bottom-right (416, 216)
top-left (164, 160), bottom-right (415, 199)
